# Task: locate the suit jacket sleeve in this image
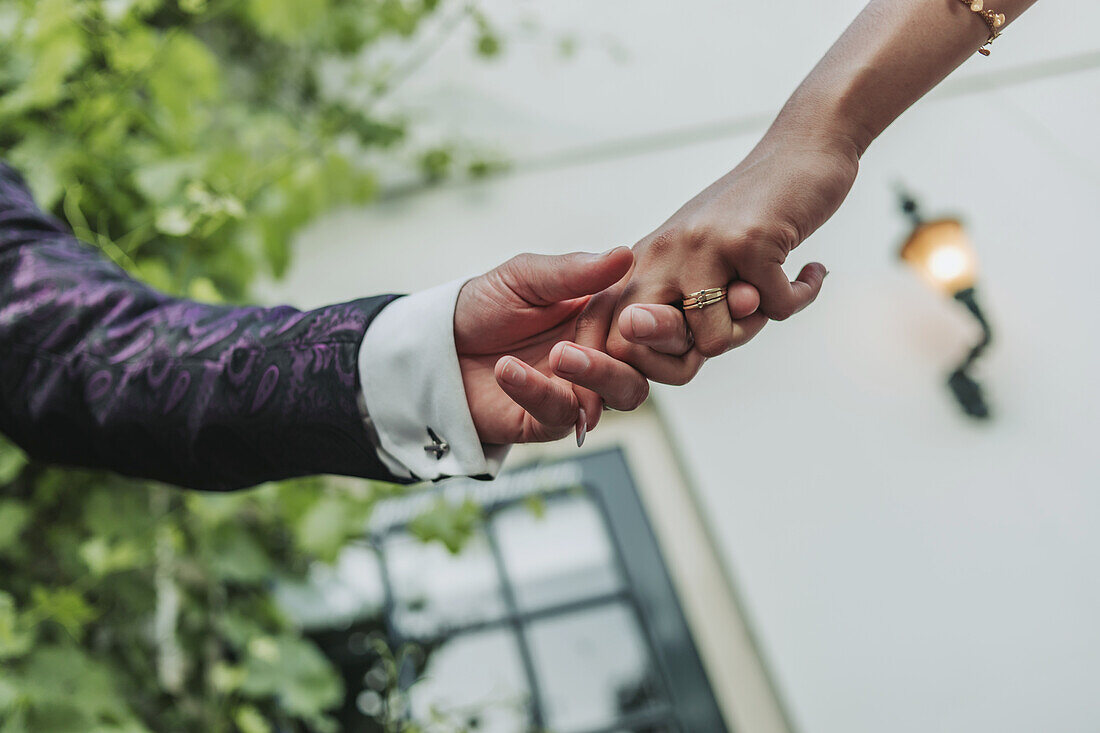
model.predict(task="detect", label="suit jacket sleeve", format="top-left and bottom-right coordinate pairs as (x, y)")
top-left (0, 162), bottom-right (411, 490)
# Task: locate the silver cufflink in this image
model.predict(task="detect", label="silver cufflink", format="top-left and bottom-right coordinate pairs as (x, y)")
top-left (424, 427), bottom-right (449, 459)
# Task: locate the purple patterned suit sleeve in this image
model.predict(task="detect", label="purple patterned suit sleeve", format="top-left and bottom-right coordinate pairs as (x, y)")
top-left (0, 162), bottom-right (409, 490)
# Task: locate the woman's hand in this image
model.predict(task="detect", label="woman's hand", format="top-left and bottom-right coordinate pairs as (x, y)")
top-left (576, 127), bottom-right (862, 385)
top-left (454, 248), bottom-right (675, 445)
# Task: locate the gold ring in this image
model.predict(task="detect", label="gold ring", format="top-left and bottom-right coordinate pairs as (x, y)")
top-left (681, 287), bottom-right (727, 310)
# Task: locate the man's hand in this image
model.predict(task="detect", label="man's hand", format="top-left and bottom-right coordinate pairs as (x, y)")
top-left (576, 130), bottom-right (860, 386)
top-left (456, 248), bottom-right (664, 445)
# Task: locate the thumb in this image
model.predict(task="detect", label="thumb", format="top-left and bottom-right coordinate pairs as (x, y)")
top-left (501, 247), bottom-right (634, 306)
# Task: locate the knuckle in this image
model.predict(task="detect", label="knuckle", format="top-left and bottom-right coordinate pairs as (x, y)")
top-left (524, 379), bottom-right (552, 409)
top-left (575, 304), bottom-right (611, 342)
top-left (508, 252), bottom-right (537, 270)
top-left (768, 303), bottom-right (796, 321)
top-left (606, 333), bottom-right (634, 362)
top-left (618, 280), bottom-right (642, 304)
top-left (695, 334), bottom-right (730, 358)
top-left (501, 410), bottom-right (527, 445)
top-left (498, 255), bottom-right (531, 288)
top-left (728, 329), bottom-right (755, 349)
top-left (680, 221), bottom-right (715, 252)
top-left (668, 355), bottom-right (704, 386)
top-left (646, 229), bottom-right (679, 258)
top-left (542, 394), bottom-right (575, 426)
top-left (521, 378), bottom-right (560, 415)
top-left (773, 220), bottom-right (803, 254)
top-left (665, 367), bottom-right (694, 387)
top-left (743, 234), bottom-right (786, 264)
top-left (742, 221), bottom-right (801, 257)
top-left (494, 253), bottom-right (539, 298)
top-left (624, 379), bottom-right (650, 410)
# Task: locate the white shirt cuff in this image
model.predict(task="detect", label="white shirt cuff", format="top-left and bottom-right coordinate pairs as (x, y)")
top-left (358, 279), bottom-right (510, 481)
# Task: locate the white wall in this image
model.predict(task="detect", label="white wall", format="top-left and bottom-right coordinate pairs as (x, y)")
top-left (267, 2), bottom-right (1100, 731)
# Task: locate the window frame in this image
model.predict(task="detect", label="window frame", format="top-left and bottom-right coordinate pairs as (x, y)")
top-left (369, 448), bottom-right (728, 733)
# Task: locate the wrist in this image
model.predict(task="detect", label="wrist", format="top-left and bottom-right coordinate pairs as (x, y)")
top-left (762, 82), bottom-right (872, 164)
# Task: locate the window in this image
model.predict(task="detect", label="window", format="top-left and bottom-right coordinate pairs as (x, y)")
top-left (289, 449), bottom-right (728, 732)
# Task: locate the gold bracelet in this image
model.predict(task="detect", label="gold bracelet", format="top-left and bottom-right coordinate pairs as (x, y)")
top-left (957, 0), bottom-right (1007, 56)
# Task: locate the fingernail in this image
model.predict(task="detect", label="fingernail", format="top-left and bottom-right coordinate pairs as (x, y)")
top-left (576, 408), bottom-right (587, 448)
top-left (556, 344), bottom-right (590, 375)
top-left (630, 307), bottom-right (657, 338)
top-left (500, 357), bottom-right (527, 386)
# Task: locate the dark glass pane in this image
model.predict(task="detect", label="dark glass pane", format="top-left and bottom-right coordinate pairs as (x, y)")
top-left (492, 493), bottom-right (622, 611)
top-left (409, 627), bottom-right (533, 733)
top-left (526, 603), bottom-right (665, 732)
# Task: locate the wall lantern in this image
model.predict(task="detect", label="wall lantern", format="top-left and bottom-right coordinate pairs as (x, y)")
top-left (897, 191), bottom-right (993, 419)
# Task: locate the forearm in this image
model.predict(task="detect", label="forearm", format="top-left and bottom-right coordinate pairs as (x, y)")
top-left (600, 0), bottom-right (1041, 356)
top-left (768, 0), bottom-right (1039, 155)
top-left (0, 163), bottom-right (403, 490)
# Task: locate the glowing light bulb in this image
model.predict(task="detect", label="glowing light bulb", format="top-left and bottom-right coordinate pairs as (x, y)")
top-left (927, 245), bottom-right (968, 283)
top-left (899, 219), bottom-right (978, 294)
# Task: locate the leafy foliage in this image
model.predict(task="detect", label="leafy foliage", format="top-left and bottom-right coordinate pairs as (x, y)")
top-left (0, 0), bottom-right (504, 730)
top-left (0, 454), bottom-right (416, 731)
top-left (407, 498), bottom-right (482, 554)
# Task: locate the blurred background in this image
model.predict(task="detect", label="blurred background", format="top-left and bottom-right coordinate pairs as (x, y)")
top-left (2, 1), bottom-right (1099, 732)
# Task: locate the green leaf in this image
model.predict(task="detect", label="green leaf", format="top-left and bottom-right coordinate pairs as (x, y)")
top-left (79, 536), bottom-right (143, 576)
top-left (133, 257), bottom-right (175, 292)
top-left (471, 9), bottom-right (503, 58)
top-left (146, 32), bottom-right (220, 124)
top-left (408, 498), bottom-right (482, 554)
top-left (105, 23), bottom-right (158, 73)
top-left (234, 705), bottom-right (272, 733)
top-left (523, 494), bottom-right (547, 520)
top-left (6, 132), bottom-right (71, 211)
top-left (0, 500), bottom-right (30, 552)
top-left (205, 524), bottom-right (272, 583)
top-left (0, 706), bottom-right (29, 733)
top-left (154, 206), bottom-right (195, 236)
top-left (246, 0), bottom-right (329, 42)
top-left (0, 0), bottom-right (86, 115)
top-left (17, 645), bottom-right (135, 723)
top-left (0, 675), bottom-right (18, 714)
top-left (240, 636), bottom-right (343, 718)
top-left (418, 147), bottom-right (453, 183)
top-left (29, 587), bottom-right (97, 640)
top-left (209, 661), bottom-right (246, 694)
top-left (187, 277), bottom-right (223, 303)
top-left (179, 0), bottom-right (208, 14)
top-left (0, 441), bottom-right (28, 484)
top-left (132, 159), bottom-right (200, 203)
top-left (0, 592), bottom-right (34, 661)
top-left (476, 32), bottom-right (501, 58)
top-left (102, 0), bottom-right (145, 22)
top-left (468, 157), bottom-right (508, 179)
top-left (294, 495), bottom-right (370, 562)
top-left (83, 487), bottom-right (154, 542)
top-left (185, 490), bottom-right (254, 525)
